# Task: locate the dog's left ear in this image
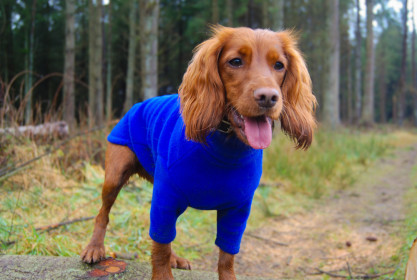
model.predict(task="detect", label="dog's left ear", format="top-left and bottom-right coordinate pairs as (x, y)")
top-left (277, 31), bottom-right (317, 150)
top-left (179, 26), bottom-right (232, 143)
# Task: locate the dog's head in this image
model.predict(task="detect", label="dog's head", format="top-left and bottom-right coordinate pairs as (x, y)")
top-left (179, 26), bottom-right (317, 150)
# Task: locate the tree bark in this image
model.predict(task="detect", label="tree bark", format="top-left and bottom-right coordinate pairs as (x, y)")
top-left (212, 0), bottom-right (219, 24)
top-left (106, 2), bottom-right (113, 122)
top-left (378, 45), bottom-right (387, 123)
top-left (397, 0), bottom-right (408, 125)
top-left (25, 0), bottom-right (37, 125)
top-left (226, 0), bottom-right (233, 26)
top-left (412, 1), bottom-right (417, 126)
top-left (0, 255), bottom-right (264, 280)
top-left (140, 0), bottom-right (159, 100)
top-left (94, 0), bottom-right (104, 126)
top-left (88, 0), bottom-right (96, 127)
top-left (322, 0), bottom-right (340, 128)
top-left (263, 0), bottom-right (284, 30)
top-left (361, 0), bottom-right (375, 126)
top-left (347, 43), bottom-right (353, 124)
top-left (63, 0), bottom-right (76, 130)
top-left (354, 0), bottom-right (362, 123)
top-left (123, 0), bottom-right (137, 113)
top-left (88, 0), bottom-right (103, 126)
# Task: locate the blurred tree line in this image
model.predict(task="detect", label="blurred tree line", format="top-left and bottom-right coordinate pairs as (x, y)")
top-left (0, 0), bottom-right (416, 129)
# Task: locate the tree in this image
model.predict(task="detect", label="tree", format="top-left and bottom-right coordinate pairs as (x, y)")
top-left (262, 0), bottom-right (284, 30)
top-left (361, 0), bottom-right (375, 126)
top-left (140, 0), bottom-right (159, 100)
top-left (212, 0), bottom-right (219, 24)
top-left (123, 0), bottom-right (137, 113)
top-left (24, 0), bottom-right (37, 124)
top-left (397, 0), bottom-right (408, 125)
top-left (354, 0), bottom-right (362, 123)
top-left (412, 0), bottom-right (417, 126)
top-left (88, 0), bottom-right (103, 127)
top-left (63, 0), bottom-right (76, 129)
top-left (322, 0), bottom-right (340, 128)
top-left (226, 0), bottom-right (233, 26)
top-left (105, 1), bottom-right (113, 122)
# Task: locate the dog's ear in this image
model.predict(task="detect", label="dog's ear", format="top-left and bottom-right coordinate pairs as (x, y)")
top-left (277, 31), bottom-right (317, 150)
top-left (179, 26), bottom-right (232, 143)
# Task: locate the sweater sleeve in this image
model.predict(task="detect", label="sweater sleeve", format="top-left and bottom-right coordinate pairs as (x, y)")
top-left (215, 197), bottom-right (254, 255)
top-left (149, 158), bottom-right (188, 244)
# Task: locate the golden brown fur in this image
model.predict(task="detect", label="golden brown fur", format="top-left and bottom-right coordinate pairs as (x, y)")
top-left (82, 26), bottom-right (316, 280)
top-left (179, 26), bottom-right (316, 149)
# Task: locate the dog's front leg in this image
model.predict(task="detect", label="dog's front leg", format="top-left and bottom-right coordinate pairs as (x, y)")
top-left (152, 241), bottom-right (174, 280)
top-left (218, 248), bottom-right (236, 280)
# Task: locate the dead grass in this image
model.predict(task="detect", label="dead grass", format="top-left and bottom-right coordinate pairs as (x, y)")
top-left (0, 127), bottom-right (413, 267)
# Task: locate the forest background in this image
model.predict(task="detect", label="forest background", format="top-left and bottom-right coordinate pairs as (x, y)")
top-left (0, 0), bottom-right (416, 128)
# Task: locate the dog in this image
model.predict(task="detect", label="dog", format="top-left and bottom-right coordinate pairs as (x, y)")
top-left (81, 26), bottom-right (316, 280)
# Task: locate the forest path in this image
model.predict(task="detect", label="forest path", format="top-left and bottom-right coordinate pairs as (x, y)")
top-left (193, 142), bottom-right (417, 279)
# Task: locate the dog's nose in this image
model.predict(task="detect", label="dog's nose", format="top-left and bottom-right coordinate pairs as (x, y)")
top-left (254, 88), bottom-right (279, 108)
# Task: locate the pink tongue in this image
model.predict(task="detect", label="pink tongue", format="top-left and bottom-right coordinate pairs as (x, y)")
top-left (243, 116), bottom-right (272, 149)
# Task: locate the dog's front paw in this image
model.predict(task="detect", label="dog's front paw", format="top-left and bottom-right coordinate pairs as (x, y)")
top-left (170, 251), bottom-right (192, 270)
top-left (81, 243), bottom-right (106, 264)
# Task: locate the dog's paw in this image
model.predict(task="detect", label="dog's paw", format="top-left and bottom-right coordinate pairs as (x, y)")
top-left (170, 251), bottom-right (192, 270)
top-left (80, 243), bottom-right (106, 264)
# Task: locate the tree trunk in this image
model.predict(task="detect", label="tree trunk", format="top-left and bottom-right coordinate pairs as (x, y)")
top-left (378, 48), bottom-right (387, 123)
top-left (263, 0), bottom-right (284, 30)
top-left (1, 1), bottom-right (14, 84)
top-left (347, 43), bottom-right (353, 124)
top-left (322, 0), bottom-right (340, 128)
top-left (88, 0), bottom-right (96, 127)
top-left (88, 0), bottom-right (103, 126)
top-left (140, 0), bottom-right (159, 100)
top-left (212, 0), bottom-right (219, 24)
top-left (94, 0), bottom-right (104, 126)
top-left (25, 0), bottom-right (37, 125)
top-left (63, 0), bottom-right (76, 130)
top-left (226, 0), bottom-right (233, 26)
top-left (354, 0), bottom-right (362, 123)
top-left (412, 1), bottom-right (417, 126)
top-left (247, 0), bottom-right (254, 28)
top-left (361, 0), bottom-right (375, 126)
top-left (123, 0), bottom-right (137, 113)
top-left (106, 2), bottom-right (113, 122)
top-left (397, 0), bottom-right (408, 125)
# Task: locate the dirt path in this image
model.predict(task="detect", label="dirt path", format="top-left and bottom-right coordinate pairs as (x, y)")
top-left (194, 143), bottom-right (417, 279)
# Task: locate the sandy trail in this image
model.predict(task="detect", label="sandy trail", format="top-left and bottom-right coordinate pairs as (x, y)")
top-left (194, 143), bottom-right (417, 279)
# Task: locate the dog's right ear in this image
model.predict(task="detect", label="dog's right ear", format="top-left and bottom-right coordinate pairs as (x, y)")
top-left (277, 30), bottom-right (317, 150)
top-left (179, 26), bottom-right (233, 143)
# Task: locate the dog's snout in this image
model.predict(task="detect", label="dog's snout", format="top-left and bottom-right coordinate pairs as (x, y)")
top-left (254, 88), bottom-right (279, 108)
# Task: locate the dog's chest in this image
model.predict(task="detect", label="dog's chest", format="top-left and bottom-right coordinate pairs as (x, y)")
top-left (164, 142), bottom-right (263, 210)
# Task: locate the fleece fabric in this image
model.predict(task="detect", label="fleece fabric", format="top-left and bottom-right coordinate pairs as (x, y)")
top-left (107, 94), bottom-right (263, 254)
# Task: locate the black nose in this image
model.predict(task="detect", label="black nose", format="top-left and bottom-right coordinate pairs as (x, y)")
top-left (254, 88), bottom-right (279, 108)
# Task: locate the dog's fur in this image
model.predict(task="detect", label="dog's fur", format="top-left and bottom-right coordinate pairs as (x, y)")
top-left (81, 26), bottom-right (316, 280)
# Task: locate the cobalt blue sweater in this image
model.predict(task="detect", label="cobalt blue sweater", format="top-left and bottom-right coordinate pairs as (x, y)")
top-left (107, 94), bottom-right (263, 254)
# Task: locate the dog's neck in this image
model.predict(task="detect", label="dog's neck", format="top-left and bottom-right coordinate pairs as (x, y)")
top-left (217, 119), bottom-right (233, 134)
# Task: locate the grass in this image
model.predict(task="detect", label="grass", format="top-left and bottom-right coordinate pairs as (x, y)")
top-left (0, 127), bottom-right (400, 263)
top-left (390, 162), bottom-right (417, 279)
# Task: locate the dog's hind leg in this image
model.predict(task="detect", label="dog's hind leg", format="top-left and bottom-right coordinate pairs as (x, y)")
top-left (81, 142), bottom-right (146, 263)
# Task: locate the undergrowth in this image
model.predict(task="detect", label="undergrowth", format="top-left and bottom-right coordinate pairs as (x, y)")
top-left (0, 127), bottom-right (395, 263)
top-left (391, 163), bottom-right (417, 279)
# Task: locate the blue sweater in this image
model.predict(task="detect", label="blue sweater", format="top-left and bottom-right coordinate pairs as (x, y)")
top-left (107, 94), bottom-right (263, 254)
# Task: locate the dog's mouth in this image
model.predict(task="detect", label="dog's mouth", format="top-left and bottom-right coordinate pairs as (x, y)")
top-left (230, 109), bottom-right (273, 150)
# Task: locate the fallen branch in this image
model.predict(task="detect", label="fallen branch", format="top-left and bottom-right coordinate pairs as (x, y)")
top-left (245, 232), bottom-right (289, 246)
top-left (0, 121), bottom-right (118, 180)
top-left (36, 216), bottom-right (95, 232)
top-left (315, 267), bottom-right (396, 279)
top-left (0, 121), bottom-right (69, 138)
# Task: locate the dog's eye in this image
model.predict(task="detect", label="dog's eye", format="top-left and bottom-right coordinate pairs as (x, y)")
top-left (228, 58), bottom-right (243, 67)
top-left (274, 61), bottom-right (284, 70)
